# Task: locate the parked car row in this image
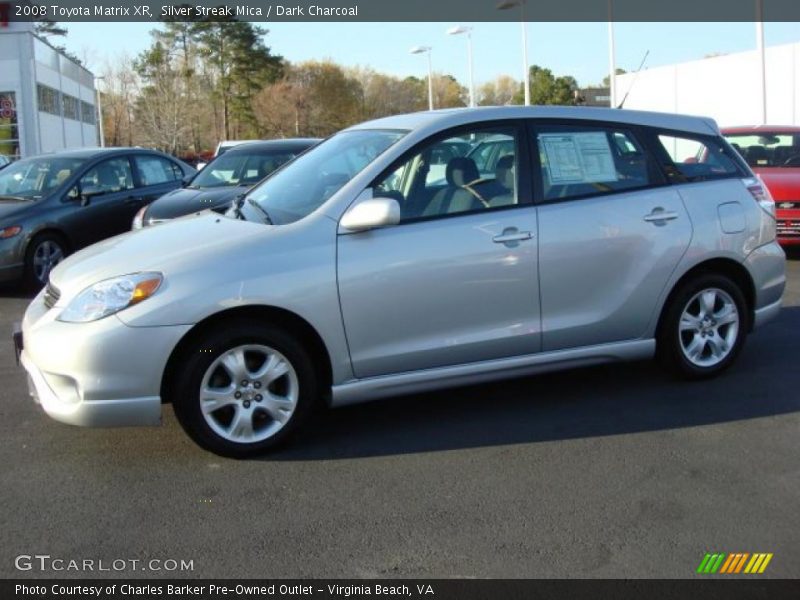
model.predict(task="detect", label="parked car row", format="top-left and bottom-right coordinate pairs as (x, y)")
top-left (0, 148), bottom-right (194, 287)
top-left (0, 139), bottom-right (319, 287)
top-left (12, 106), bottom-right (785, 457)
top-left (134, 139), bottom-right (319, 229)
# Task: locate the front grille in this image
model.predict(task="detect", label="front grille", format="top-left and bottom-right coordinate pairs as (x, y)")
top-left (43, 282), bottom-right (61, 309)
top-left (777, 220), bottom-right (800, 237)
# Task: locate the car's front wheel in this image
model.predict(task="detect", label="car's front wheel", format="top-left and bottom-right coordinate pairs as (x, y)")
top-left (171, 321), bottom-right (319, 457)
top-left (24, 232), bottom-right (67, 288)
top-left (658, 274), bottom-right (748, 379)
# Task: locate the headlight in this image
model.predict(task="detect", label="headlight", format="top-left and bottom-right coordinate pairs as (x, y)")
top-left (58, 272), bottom-right (163, 323)
top-left (0, 225), bottom-right (22, 239)
top-left (132, 206), bottom-right (147, 230)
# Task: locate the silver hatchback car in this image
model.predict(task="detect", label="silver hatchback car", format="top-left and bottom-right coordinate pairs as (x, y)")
top-left (15, 107), bottom-right (785, 457)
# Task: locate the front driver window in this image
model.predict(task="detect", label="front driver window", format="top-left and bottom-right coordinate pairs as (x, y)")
top-left (372, 127), bottom-right (519, 221)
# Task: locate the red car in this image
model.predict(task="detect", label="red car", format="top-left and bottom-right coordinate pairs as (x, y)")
top-left (722, 126), bottom-right (800, 246)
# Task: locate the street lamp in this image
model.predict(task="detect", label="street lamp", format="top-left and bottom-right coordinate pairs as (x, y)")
top-left (755, 0), bottom-right (767, 124)
top-left (94, 75), bottom-right (105, 148)
top-left (607, 0), bottom-right (617, 108)
top-left (409, 46), bottom-right (434, 111)
top-left (496, 0), bottom-right (530, 106)
top-left (447, 25), bottom-right (475, 108)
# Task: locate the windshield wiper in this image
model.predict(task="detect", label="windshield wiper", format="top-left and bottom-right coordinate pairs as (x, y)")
top-left (246, 197), bottom-right (274, 225)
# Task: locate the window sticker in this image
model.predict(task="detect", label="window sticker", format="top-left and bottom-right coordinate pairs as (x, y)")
top-left (540, 132), bottom-right (618, 184)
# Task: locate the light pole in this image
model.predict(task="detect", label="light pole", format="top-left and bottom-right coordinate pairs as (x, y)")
top-left (94, 75), bottom-right (105, 147)
top-left (447, 25), bottom-right (475, 108)
top-left (607, 0), bottom-right (617, 108)
top-left (755, 0), bottom-right (767, 124)
top-left (497, 0), bottom-right (530, 106)
top-left (410, 46), bottom-right (434, 110)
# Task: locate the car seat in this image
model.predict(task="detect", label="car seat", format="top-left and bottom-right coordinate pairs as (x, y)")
top-left (423, 157), bottom-right (488, 216)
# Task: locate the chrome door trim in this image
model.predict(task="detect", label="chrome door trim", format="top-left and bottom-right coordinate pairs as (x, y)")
top-left (330, 339), bottom-right (655, 407)
top-left (492, 230), bottom-right (533, 244)
top-left (644, 209), bottom-right (679, 222)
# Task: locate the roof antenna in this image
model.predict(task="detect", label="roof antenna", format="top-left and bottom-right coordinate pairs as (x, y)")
top-left (617, 50), bottom-right (649, 109)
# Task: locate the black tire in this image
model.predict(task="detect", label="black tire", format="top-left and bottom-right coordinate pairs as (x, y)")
top-left (170, 320), bottom-right (319, 458)
top-left (657, 273), bottom-right (749, 380)
top-left (24, 232), bottom-right (68, 290)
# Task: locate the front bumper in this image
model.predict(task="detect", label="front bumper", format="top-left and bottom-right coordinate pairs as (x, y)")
top-left (21, 349), bottom-right (161, 426)
top-left (0, 234), bottom-right (25, 282)
top-left (18, 289), bottom-right (192, 427)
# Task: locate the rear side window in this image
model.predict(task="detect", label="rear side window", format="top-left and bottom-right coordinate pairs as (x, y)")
top-left (655, 134), bottom-right (743, 183)
top-left (534, 125), bottom-right (655, 202)
top-left (134, 155), bottom-right (182, 186)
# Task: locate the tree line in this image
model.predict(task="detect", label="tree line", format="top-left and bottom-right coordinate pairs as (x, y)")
top-left (80, 21), bottom-right (591, 158)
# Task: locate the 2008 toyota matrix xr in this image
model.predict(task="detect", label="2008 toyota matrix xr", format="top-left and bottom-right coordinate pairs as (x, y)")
top-left (13, 107), bottom-right (786, 457)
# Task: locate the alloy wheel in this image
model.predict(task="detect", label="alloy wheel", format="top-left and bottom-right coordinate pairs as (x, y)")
top-left (199, 344), bottom-right (299, 444)
top-left (678, 287), bottom-right (740, 368)
top-left (33, 240), bottom-right (65, 284)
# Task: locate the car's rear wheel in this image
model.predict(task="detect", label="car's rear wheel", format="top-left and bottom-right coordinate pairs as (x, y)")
top-left (171, 321), bottom-right (318, 457)
top-left (24, 232), bottom-right (67, 289)
top-left (658, 274), bottom-right (748, 379)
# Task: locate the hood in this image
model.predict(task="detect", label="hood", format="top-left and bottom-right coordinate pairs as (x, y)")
top-left (0, 196), bottom-right (37, 222)
top-left (50, 213), bottom-right (267, 300)
top-left (145, 186), bottom-right (248, 221)
top-left (753, 168), bottom-right (800, 201)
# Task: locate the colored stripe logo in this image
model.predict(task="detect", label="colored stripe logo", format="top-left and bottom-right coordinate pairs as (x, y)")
top-left (697, 552), bottom-right (773, 574)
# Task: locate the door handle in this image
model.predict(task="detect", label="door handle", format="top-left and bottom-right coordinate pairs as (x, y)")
top-left (643, 208), bottom-right (679, 223)
top-left (493, 230), bottom-right (533, 244)
top-left (124, 196), bottom-right (142, 206)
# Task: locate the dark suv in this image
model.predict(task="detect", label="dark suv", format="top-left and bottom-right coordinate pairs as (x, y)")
top-left (0, 148), bottom-right (194, 286)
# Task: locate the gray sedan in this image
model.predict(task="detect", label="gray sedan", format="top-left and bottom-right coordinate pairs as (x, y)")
top-left (0, 148), bottom-right (194, 287)
top-left (16, 107), bottom-right (785, 456)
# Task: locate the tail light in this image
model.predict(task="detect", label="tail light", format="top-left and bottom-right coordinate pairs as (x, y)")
top-left (743, 176), bottom-right (775, 218)
top-left (743, 176), bottom-right (776, 244)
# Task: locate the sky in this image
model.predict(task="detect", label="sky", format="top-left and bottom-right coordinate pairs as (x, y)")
top-left (62, 21), bottom-right (800, 90)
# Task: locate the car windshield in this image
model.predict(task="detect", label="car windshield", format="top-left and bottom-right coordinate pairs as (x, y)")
top-left (191, 149), bottom-right (301, 189)
top-left (724, 132), bottom-right (800, 169)
top-left (0, 156), bottom-right (87, 199)
top-left (240, 129), bottom-right (406, 225)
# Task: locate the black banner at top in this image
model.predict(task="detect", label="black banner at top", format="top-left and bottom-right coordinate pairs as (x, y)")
top-left (5, 0), bottom-right (800, 23)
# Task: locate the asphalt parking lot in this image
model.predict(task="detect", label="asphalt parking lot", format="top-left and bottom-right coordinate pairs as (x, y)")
top-left (0, 254), bottom-right (798, 580)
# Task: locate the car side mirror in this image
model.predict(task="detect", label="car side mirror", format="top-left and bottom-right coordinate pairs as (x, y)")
top-left (340, 197), bottom-right (401, 232)
top-left (67, 184), bottom-right (91, 206)
top-left (181, 174), bottom-right (194, 187)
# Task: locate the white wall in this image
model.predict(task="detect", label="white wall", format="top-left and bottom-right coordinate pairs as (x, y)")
top-left (616, 42), bottom-right (800, 127)
top-left (0, 29), bottom-right (98, 157)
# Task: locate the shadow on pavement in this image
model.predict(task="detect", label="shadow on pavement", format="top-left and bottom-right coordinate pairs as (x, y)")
top-left (267, 306), bottom-right (799, 461)
top-left (784, 246), bottom-right (800, 262)
top-left (0, 282), bottom-right (36, 300)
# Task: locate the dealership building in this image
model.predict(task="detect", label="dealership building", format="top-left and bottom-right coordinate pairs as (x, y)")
top-left (0, 19), bottom-right (99, 160)
top-left (616, 41), bottom-right (800, 127)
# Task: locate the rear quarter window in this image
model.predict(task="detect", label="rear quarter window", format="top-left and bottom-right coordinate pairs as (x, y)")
top-left (654, 133), bottom-right (745, 183)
